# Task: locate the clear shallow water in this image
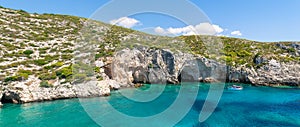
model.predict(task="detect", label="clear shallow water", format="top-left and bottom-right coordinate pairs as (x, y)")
top-left (1, 83), bottom-right (300, 127)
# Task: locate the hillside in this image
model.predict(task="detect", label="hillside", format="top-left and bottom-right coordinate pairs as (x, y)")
top-left (0, 6), bottom-right (299, 106)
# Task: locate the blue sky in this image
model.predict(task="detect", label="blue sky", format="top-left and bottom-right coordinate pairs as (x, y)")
top-left (1, 0), bottom-right (300, 42)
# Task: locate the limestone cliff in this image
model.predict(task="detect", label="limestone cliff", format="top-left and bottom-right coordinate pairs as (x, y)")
top-left (110, 47), bottom-right (300, 87)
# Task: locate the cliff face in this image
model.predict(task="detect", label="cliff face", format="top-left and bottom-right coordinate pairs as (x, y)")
top-left (1, 47), bottom-right (298, 105)
top-left (248, 60), bottom-right (300, 86)
top-left (110, 47), bottom-right (300, 87)
top-left (0, 77), bottom-right (111, 104)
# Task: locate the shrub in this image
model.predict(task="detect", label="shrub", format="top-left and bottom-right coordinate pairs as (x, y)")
top-left (148, 63), bottom-right (154, 68)
top-left (56, 66), bottom-right (72, 79)
top-left (61, 54), bottom-right (73, 60)
top-left (40, 81), bottom-right (53, 88)
top-left (17, 73), bottom-right (29, 80)
top-left (4, 76), bottom-right (18, 82)
top-left (29, 43), bottom-right (39, 47)
top-left (34, 59), bottom-right (48, 66)
top-left (2, 42), bottom-right (18, 50)
top-left (237, 50), bottom-right (252, 57)
top-left (23, 50), bottom-right (34, 55)
top-left (4, 70), bottom-right (33, 82)
top-left (43, 62), bottom-right (64, 70)
top-left (0, 58), bottom-right (4, 62)
top-left (43, 66), bottom-right (52, 70)
top-left (73, 73), bottom-right (88, 84)
top-left (287, 48), bottom-right (296, 53)
top-left (51, 61), bottom-right (64, 68)
top-left (62, 49), bottom-right (73, 53)
top-left (94, 67), bottom-right (101, 73)
top-left (39, 73), bottom-right (57, 80)
top-left (96, 75), bottom-right (103, 81)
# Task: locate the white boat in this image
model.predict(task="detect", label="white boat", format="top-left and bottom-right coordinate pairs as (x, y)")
top-left (227, 85), bottom-right (243, 90)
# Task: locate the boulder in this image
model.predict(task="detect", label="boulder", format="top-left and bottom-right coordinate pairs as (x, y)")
top-left (248, 60), bottom-right (300, 86)
top-left (98, 79), bottom-right (121, 90)
top-left (73, 81), bottom-right (104, 97)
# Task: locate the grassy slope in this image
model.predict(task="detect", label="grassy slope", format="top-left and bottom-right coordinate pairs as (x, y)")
top-left (0, 6), bottom-right (299, 84)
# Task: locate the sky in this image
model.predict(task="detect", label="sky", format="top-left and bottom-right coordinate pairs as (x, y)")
top-left (1, 0), bottom-right (300, 42)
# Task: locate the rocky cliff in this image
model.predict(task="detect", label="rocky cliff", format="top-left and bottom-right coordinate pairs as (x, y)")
top-left (0, 76), bottom-right (112, 104)
top-left (110, 47), bottom-right (300, 87)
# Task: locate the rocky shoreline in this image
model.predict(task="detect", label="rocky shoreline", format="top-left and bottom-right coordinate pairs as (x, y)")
top-left (1, 47), bottom-right (299, 108)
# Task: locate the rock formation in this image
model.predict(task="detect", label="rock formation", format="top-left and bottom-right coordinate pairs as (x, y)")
top-left (111, 47), bottom-right (299, 87)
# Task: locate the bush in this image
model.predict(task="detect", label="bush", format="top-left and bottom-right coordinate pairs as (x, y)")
top-left (44, 61), bottom-right (64, 70)
top-left (61, 54), bottom-right (73, 60)
top-left (17, 73), bottom-right (29, 80)
top-left (287, 48), bottom-right (296, 53)
top-left (29, 43), bottom-right (39, 47)
top-left (39, 73), bottom-right (57, 80)
top-left (2, 42), bottom-right (19, 50)
top-left (96, 75), bottom-right (103, 81)
top-left (4, 70), bottom-right (32, 82)
top-left (94, 67), bottom-right (101, 73)
top-left (4, 76), bottom-right (18, 82)
top-left (18, 69), bottom-right (32, 75)
top-left (40, 81), bottom-right (53, 88)
top-left (56, 66), bottom-right (72, 79)
top-left (51, 61), bottom-right (64, 68)
top-left (23, 50), bottom-right (34, 55)
top-left (34, 59), bottom-right (48, 66)
top-left (62, 49), bottom-right (73, 53)
top-left (43, 66), bottom-right (52, 70)
top-left (73, 73), bottom-right (88, 84)
top-left (237, 50), bottom-right (252, 57)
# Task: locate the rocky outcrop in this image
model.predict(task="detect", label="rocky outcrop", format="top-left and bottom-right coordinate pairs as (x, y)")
top-left (112, 48), bottom-right (229, 85)
top-left (248, 60), bottom-right (300, 86)
top-left (226, 66), bottom-right (252, 83)
top-left (0, 77), bottom-right (115, 105)
top-left (110, 47), bottom-right (300, 87)
top-left (111, 47), bottom-right (176, 85)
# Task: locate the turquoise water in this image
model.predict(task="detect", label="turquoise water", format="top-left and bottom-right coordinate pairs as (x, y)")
top-left (1, 83), bottom-right (300, 127)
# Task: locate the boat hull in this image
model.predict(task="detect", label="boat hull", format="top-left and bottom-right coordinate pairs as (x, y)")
top-left (227, 87), bottom-right (243, 91)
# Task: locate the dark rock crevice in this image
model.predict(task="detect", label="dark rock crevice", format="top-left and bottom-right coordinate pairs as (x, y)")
top-left (1, 91), bottom-right (21, 104)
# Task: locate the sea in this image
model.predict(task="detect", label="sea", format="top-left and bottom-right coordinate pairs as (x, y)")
top-left (1, 83), bottom-right (299, 127)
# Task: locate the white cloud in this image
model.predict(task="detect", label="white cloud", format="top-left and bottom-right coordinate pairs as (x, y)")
top-left (154, 22), bottom-right (224, 36)
top-left (231, 30), bottom-right (242, 36)
top-left (212, 25), bottom-right (224, 33)
top-left (154, 27), bottom-right (166, 34)
top-left (110, 17), bottom-right (141, 28)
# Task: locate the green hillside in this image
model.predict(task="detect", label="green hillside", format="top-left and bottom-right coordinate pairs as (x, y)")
top-left (0, 6), bottom-right (299, 85)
